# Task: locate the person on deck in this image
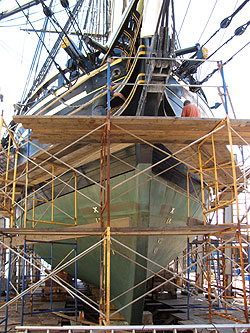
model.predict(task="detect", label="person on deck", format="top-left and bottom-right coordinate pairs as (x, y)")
top-left (181, 100), bottom-right (201, 117)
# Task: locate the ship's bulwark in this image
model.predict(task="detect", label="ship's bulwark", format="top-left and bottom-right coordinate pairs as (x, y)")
top-left (23, 158), bottom-right (202, 324)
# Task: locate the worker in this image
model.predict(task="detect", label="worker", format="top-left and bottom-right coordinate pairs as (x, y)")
top-left (181, 100), bottom-right (201, 117)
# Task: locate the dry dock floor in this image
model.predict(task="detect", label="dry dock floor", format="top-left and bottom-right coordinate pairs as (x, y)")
top-left (0, 298), bottom-right (65, 332)
top-left (0, 292), bottom-right (248, 332)
top-left (161, 292), bottom-right (247, 325)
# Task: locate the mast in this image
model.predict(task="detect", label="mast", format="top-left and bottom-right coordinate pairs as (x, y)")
top-left (0, 0), bottom-right (46, 20)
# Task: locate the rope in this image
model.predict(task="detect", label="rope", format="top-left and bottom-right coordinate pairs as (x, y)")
top-left (38, 0), bottom-right (92, 73)
top-left (15, 0), bottom-right (69, 84)
top-left (177, 0), bottom-right (191, 38)
top-left (201, 0), bottom-right (250, 47)
top-left (206, 20), bottom-right (250, 61)
top-left (198, 0), bottom-right (218, 43)
top-left (200, 40), bottom-right (250, 84)
top-left (21, 1), bottom-right (54, 103)
top-left (223, 40), bottom-right (250, 66)
top-left (61, 2), bottom-right (91, 55)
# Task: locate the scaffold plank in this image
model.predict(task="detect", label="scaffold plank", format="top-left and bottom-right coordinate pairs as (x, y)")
top-left (5, 142), bottom-right (132, 186)
top-left (14, 116), bottom-right (250, 145)
top-left (1, 224), bottom-right (249, 246)
top-left (5, 116), bottom-right (245, 197)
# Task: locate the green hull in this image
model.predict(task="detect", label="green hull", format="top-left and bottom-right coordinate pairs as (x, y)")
top-left (24, 162), bottom-right (202, 323)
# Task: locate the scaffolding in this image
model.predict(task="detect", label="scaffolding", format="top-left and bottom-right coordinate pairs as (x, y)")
top-left (0, 62), bottom-right (250, 330)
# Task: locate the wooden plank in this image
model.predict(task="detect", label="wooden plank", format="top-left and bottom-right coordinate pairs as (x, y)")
top-left (10, 217), bottom-right (130, 246)
top-left (2, 225), bottom-right (247, 247)
top-left (52, 312), bottom-right (98, 326)
top-left (5, 142), bottom-right (132, 186)
top-left (2, 223), bottom-right (249, 243)
top-left (13, 116), bottom-right (250, 146)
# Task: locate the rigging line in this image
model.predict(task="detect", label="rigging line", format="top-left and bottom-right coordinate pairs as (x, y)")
top-left (198, 0), bottom-right (218, 43)
top-left (21, 2), bottom-right (54, 102)
top-left (65, 14), bottom-right (86, 51)
top-left (0, 4), bottom-right (73, 26)
top-left (15, 0), bottom-right (69, 85)
top-left (231, 0), bottom-right (249, 18)
top-left (110, 0), bottom-right (115, 36)
top-left (102, 0), bottom-right (104, 44)
top-left (200, 0), bottom-right (239, 80)
top-left (216, 0), bottom-right (239, 53)
top-left (90, 0), bottom-right (95, 35)
top-left (102, 0), bottom-right (105, 41)
top-left (0, 17), bottom-right (47, 27)
top-left (77, 4), bottom-right (85, 43)
top-left (106, 0), bottom-right (110, 42)
top-left (223, 40), bottom-right (250, 66)
top-left (206, 20), bottom-right (250, 61)
top-left (171, 0), bottom-right (175, 54)
top-left (38, 0), bottom-right (86, 65)
top-left (200, 40), bottom-right (250, 84)
top-left (175, 31), bottom-right (182, 52)
top-left (83, 0), bottom-right (92, 30)
top-left (0, 7), bottom-right (44, 23)
top-left (177, 0), bottom-right (191, 38)
top-left (34, 20), bottom-right (48, 76)
top-left (201, 0), bottom-right (249, 47)
top-left (59, 1), bottom-right (92, 57)
top-left (103, 0), bottom-right (106, 43)
top-left (96, 0), bottom-right (100, 36)
top-left (200, 1), bottom-right (239, 81)
top-left (97, 0), bottom-right (100, 37)
top-left (22, 0), bottom-right (85, 105)
top-left (62, 3), bottom-right (91, 55)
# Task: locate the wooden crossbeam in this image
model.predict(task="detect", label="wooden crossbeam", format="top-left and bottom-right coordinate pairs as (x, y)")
top-left (1, 224), bottom-right (247, 246)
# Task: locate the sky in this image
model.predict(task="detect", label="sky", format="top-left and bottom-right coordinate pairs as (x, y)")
top-left (0, 0), bottom-right (249, 123)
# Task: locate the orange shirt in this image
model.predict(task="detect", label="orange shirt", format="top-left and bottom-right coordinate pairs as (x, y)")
top-left (181, 104), bottom-right (201, 117)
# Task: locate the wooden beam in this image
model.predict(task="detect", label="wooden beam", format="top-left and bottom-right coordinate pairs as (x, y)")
top-left (2, 224), bottom-right (249, 247)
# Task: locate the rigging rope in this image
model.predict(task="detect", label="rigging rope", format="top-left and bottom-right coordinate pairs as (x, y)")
top-left (200, 40), bottom-right (250, 84)
top-left (21, 0), bottom-right (54, 102)
top-left (15, 0), bottom-right (69, 85)
top-left (198, 0), bottom-right (218, 43)
top-left (177, 0), bottom-right (191, 38)
top-left (43, 0), bottom-right (104, 57)
top-left (201, 0), bottom-right (250, 47)
top-left (58, 0), bottom-right (91, 55)
top-left (38, 0), bottom-right (88, 67)
top-left (200, 0), bottom-right (239, 81)
top-left (21, 0), bottom-right (85, 105)
top-left (0, 3), bottom-right (71, 26)
top-left (206, 20), bottom-right (250, 60)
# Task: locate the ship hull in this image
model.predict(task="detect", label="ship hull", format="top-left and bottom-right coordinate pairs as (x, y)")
top-left (14, 50), bottom-right (207, 322)
top-left (24, 146), bottom-right (202, 324)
